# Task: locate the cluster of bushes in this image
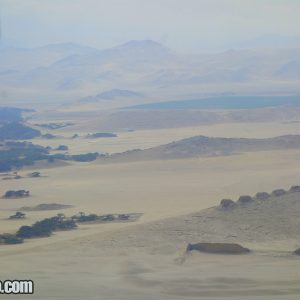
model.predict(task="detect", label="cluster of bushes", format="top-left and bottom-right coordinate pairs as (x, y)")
top-left (0, 140), bottom-right (101, 172)
top-left (72, 212), bottom-right (130, 223)
top-left (0, 107), bottom-right (32, 124)
top-left (16, 214), bottom-right (77, 239)
top-left (0, 214), bottom-right (77, 245)
top-left (0, 212), bottom-right (139, 245)
top-left (0, 234), bottom-right (23, 245)
top-left (50, 152), bottom-right (99, 162)
top-left (220, 185), bottom-right (300, 210)
top-left (71, 153), bottom-right (99, 162)
top-left (0, 142), bottom-right (49, 172)
top-left (0, 122), bottom-right (41, 140)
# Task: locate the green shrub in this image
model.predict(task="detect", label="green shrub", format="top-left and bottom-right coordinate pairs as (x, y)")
top-left (0, 234), bottom-right (23, 244)
top-left (0, 122), bottom-right (41, 140)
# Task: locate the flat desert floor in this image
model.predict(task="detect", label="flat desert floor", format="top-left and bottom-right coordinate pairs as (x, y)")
top-left (0, 121), bottom-right (300, 299)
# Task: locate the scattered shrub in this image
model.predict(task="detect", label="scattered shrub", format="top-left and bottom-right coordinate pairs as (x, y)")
top-left (220, 199), bottom-right (236, 209)
top-left (55, 145), bottom-right (69, 151)
top-left (255, 192), bottom-right (271, 200)
top-left (237, 195), bottom-right (254, 204)
top-left (9, 212), bottom-right (26, 219)
top-left (289, 186), bottom-right (300, 193)
top-left (271, 189), bottom-right (287, 197)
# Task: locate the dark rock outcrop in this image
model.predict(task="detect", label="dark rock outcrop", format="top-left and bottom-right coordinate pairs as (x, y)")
top-left (187, 243), bottom-right (250, 254)
top-left (237, 195), bottom-right (254, 204)
top-left (271, 189), bottom-right (287, 197)
top-left (294, 248), bottom-right (300, 255)
top-left (220, 199), bottom-right (237, 209)
top-left (255, 192), bottom-right (271, 200)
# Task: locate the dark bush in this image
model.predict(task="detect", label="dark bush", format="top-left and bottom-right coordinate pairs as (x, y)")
top-left (289, 186), bottom-right (300, 193)
top-left (255, 192), bottom-right (270, 200)
top-left (28, 172), bottom-right (41, 178)
top-left (16, 215), bottom-right (77, 239)
top-left (0, 234), bottom-right (23, 244)
top-left (0, 122), bottom-right (40, 140)
top-left (0, 142), bottom-right (49, 171)
top-left (3, 190), bottom-right (30, 198)
top-left (73, 213), bottom-right (98, 222)
top-left (271, 189), bottom-right (287, 197)
top-left (16, 225), bottom-right (47, 238)
top-left (9, 212), bottom-right (26, 219)
top-left (237, 195), bottom-right (254, 204)
top-left (71, 153), bottom-right (99, 162)
top-left (118, 214), bottom-right (130, 220)
top-left (56, 145), bottom-right (69, 151)
top-left (220, 199), bottom-right (237, 209)
top-left (101, 214), bottom-right (115, 222)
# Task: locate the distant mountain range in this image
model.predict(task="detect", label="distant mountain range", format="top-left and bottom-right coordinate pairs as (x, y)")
top-left (235, 34), bottom-right (300, 50)
top-left (0, 43), bottom-right (98, 71)
top-left (0, 40), bottom-right (300, 103)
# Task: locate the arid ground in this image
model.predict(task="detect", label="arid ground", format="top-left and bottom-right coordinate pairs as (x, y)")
top-left (0, 109), bottom-right (300, 299)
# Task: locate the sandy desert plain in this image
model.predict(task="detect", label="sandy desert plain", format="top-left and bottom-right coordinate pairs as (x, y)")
top-left (1, 107), bottom-right (300, 300)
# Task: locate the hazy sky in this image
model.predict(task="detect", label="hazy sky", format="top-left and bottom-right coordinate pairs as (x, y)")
top-left (1, 0), bottom-right (300, 52)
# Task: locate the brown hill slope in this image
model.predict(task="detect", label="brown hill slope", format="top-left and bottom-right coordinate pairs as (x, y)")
top-left (94, 186), bottom-right (300, 255)
top-left (101, 134), bottom-right (300, 162)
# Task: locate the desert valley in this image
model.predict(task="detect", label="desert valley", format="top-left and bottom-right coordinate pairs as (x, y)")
top-left (1, 101), bottom-right (300, 299)
top-left (1, 2), bottom-right (300, 298)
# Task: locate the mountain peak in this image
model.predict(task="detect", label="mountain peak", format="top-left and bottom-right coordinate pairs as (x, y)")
top-left (115, 39), bottom-right (172, 53)
top-left (120, 40), bottom-right (164, 48)
top-left (108, 39), bottom-right (174, 62)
